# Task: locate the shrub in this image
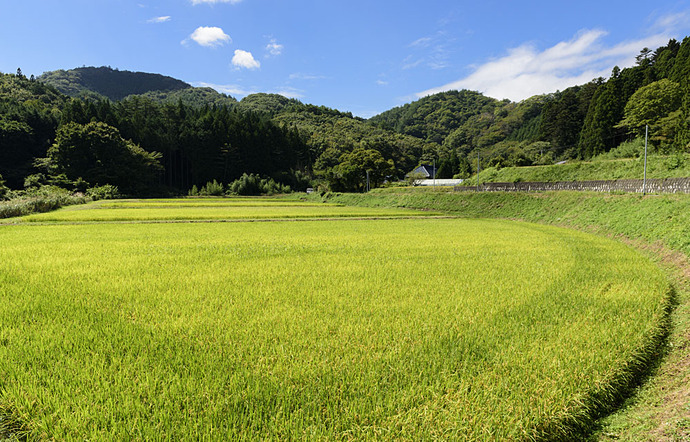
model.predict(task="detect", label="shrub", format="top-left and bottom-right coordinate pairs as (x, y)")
top-left (596, 138), bottom-right (644, 160)
top-left (87, 185), bottom-right (120, 201)
top-left (666, 151), bottom-right (685, 170)
top-left (188, 180), bottom-right (224, 196)
top-left (270, 169), bottom-right (313, 192)
top-left (0, 186), bottom-right (88, 219)
top-left (228, 173), bottom-right (291, 196)
top-left (23, 173), bottom-right (48, 190)
top-left (0, 174), bottom-right (7, 201)
top-left (202, 180), bottom-right (224, 196)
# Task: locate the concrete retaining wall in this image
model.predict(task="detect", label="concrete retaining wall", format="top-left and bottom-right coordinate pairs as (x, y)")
top-left (454, 177), bottom-right (690, 194)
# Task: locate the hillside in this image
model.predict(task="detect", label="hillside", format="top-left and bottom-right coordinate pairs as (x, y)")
top-left (128, 87), bottom-right (237, 108)
top-left (1, 35), bottom-right (690, 196)
top-left (39, 66), bottom-right (191, 101)
top-left (0, 73), bottom-right (66, 188)
top-left (368, 37), bottom-right (690, 178)
top-left (369, 89), bottom-right (503, 144)
top-left (235, 93), bottom-right (437, 187)
top-left (236, 93), bottom-right (299, 114)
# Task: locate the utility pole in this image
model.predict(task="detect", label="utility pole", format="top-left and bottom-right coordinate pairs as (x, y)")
top-left (476, 151), bottom-right (480, 192)
top-left (433, 159), bottom-right (436, 188)
top-left (643, 125), bottom-right (648, 195)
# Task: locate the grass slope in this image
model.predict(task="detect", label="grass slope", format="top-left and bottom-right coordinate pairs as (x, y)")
top-left (463, 154), bottom-right (690, 185)
top-left (317, 189), bottom-right (690, 257)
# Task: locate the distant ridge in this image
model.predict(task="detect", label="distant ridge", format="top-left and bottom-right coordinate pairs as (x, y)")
top-left (38, 66), bottom-right (191, 101)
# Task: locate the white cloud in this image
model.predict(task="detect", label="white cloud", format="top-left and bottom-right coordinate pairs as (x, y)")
top-left (265, 38), bottom-right (283, 56)
top-left (194, 82), bottom-right (256, 96)
top-left (184, 27), bottom-right (231, 47)
top-left (404, 30), bottom-right (455, 71)
top-left (147, 16), bottom-right (171, 23)
top-left (376, 80), bottom-right (388, 86)
top-left (402, 55), bottom-right (423, 70)
top-left (417, 29), bottom-right (672, 102)
top-left (232, 49), bottom-right (261, 70)
top-left (409, 37), bottom-right (432, 48)
top-left (194, 82), bottom-right (303, 100)
top-left (288, 73), bottom-right (326, 81)
top-left (271, 87), bottom-right (303, 99)
top-left (652, 11), bottom-right (690, 32)
top-left (191, 0), bottom-right (242, 4)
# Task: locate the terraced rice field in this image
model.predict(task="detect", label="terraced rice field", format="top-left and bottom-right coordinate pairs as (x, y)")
top-left (0, 197), bottom-right (671, 440)
top-left (17, 198), bottom-right (442, 223)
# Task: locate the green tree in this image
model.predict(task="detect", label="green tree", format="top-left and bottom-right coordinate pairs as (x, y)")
top-left (0, 173), bottom-right (8, 199)
top-left (47, 122), bottom-right (163, 195)
top-left (329, 148), bottom-right (395, 192)
top-left (670, 37), bottom-right (690, 87)
top-left (454, 154), bottom-right (472, 178)
top-left (0, 118), bottom-right (35, 187)
top-left (617, 79), bottom-right (682, 137)
top-left (539, 88), bottom-right (583, 152)
top-left (651, 39), bottom-right (680, 80)
top-left (674, 90), bottom-right (690, 150)
top-left (437, 149), bottom-right (461, 178)
top-left (636, 47), bottom-right (653, 66)
top-left (578, 67), bottom-right (626, 158)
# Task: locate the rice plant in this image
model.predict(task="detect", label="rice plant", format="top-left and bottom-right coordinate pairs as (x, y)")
top-left (0, 200), bottom-right (671, 440)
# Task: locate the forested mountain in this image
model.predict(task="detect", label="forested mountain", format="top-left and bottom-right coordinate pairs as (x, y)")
top-left (2, 36), bottom-right (690, 196)
top-left (54, 96), bottom-right (310, 192)
top-left (369, 37), bottom-right (690, 176)
top-left (0, 72), bottom-right (66, 188)
top-left (1, 69), bottom-right (429, 195)
top-left (235, 93), bottom-right (437, 190)
top-left (369, 90), bottom-right (503, 144)
top-left (38, 66), bottom-right (237, 108)
top-left (1, 73), bottom-right (309, 195)
top-left (131, 87), bottom-right (237, 108)
top-left (39, 66), bottom-right (191, 101)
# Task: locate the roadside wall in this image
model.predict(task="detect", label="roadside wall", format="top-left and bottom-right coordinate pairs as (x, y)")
top-left (455, 177), bottom-right (690, 194)
top-left (415, 179), bottom-right (464, 187)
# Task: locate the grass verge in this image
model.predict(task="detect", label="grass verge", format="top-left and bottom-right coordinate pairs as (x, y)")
top-left (0, 189), bottom-right (87, 220)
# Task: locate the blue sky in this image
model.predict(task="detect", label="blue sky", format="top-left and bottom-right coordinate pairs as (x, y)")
top-left (2, 1), bottom-right (690, 117)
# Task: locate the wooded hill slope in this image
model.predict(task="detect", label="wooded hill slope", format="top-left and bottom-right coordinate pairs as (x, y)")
top-left (371, 38), bottom-right (690, 178)
top-left (1, 36), bottom-right (689, 195)
top-left (39, 66), bottom-right (191, 101)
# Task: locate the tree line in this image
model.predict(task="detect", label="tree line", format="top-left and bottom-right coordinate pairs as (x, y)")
top-left (371, 37), bottom-right (690, 178)
top-left (3, 36), bottom-right (690, 196)
top-left (1, 72), bottom-right (312, 196)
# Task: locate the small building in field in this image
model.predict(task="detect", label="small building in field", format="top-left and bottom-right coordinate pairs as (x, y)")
top-left (406, 164), bottom-right (437, 179)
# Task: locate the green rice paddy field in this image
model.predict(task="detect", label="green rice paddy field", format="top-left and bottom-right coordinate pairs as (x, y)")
top-left (0, 198), bottom-right (672, 440)
top-left (17, 198), bottom-right (440, 223)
